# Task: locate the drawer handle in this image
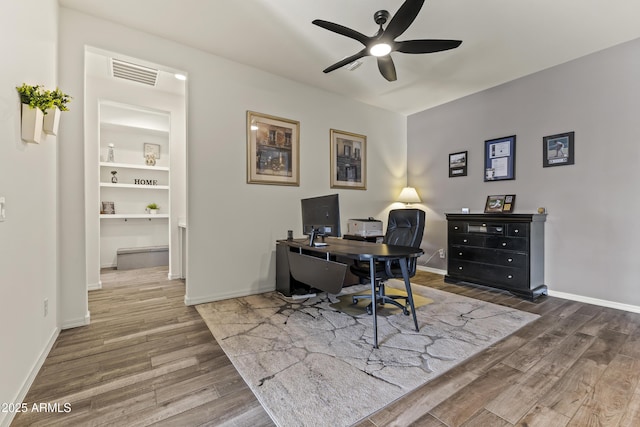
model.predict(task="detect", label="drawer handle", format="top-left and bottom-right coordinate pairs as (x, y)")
top-left (496, 227), bottom-right (503, 232)
top-left (458, 266), bottom-right (463, 270)
top-left (502, 242), bottom-right (507, 247)
top-left (482, 223), bottom-right (486, 227)
top-left (507, 275), bottom-right (513, 279)
top-left (454, 226), bottom-right (459, 230)
top-left (507, 258), bottom-right (513, 263)
top-left (514, 229), bottom-right (519, 233)
top-left (463, 239), bottom-right (468, 243)
top-left (459, 252), bottom-right (463, 256)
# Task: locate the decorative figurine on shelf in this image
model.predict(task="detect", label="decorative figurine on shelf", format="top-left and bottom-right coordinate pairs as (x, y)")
top-left (107, 143), bottom-right (115, 162)
top-left (145, 153), bottom-right (156, 166)
top-left (111, 170), bottom-right (118, 183)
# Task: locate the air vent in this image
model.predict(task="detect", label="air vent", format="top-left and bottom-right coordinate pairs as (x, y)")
top-left (110, 58), bottom-right (158, 86)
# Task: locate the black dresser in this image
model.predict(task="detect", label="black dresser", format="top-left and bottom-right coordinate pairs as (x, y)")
top-left (445, 213), bottom-right (547, 300)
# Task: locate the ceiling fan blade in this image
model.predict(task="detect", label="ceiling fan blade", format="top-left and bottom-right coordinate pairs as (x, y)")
top-left (377, 56), bottom-right (397, 81)
top-left (384, 0), bottom-right (425, 40)
top-left (312, 19), bottom-right (371, 45)
top-left (323, 49), bottom-right (368, 73)
top-left (395, 39), bottom-right (462, 54)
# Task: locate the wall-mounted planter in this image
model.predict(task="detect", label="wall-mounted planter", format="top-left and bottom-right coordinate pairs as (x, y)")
top-left (21, 104), bottom-right (44, 144)
top-left (43, 106), bottom-right (60, 135)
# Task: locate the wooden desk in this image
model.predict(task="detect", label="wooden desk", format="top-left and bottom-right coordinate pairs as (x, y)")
top-left (276, 237), bottom-right (423, 348)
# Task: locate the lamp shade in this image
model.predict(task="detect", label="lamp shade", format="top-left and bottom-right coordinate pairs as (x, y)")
top-left (397, 187), bottom-right (421, 204)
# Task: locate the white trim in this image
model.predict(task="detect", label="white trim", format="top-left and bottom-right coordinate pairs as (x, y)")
top-left (168, 273), bottom-right (182, 280)
top-left (1, 327), bottom-right (59, 427)
top-left (417, 265), bottom-right (447, 276)
top-left (61, 311), bottom-right (91, 329)
top-left (414, 266), bottom-right (640, 314)
top-left (185, 285), bottom-right (275, 306)
top-left (548, 290), bottom-right (640, 314)
top-left (88, 280), bottom-right (102, 291)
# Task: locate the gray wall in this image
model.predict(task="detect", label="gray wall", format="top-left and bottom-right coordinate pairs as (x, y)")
top-left (408, 37), bottom-right (640, 307)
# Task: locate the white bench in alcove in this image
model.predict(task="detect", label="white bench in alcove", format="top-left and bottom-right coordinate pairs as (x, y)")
top-left (116, 245), bottom-right (169, 270)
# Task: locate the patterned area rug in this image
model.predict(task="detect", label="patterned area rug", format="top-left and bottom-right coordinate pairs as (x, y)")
top-left (196, 280), bottom-right (539, 427)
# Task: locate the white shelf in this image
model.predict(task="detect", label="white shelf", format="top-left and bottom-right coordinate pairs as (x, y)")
top-left (100, 162), bottom-right (169, 171)
top-left (100, 183), bottom-right (169, 190)
top-left (100, 214), bottom-right (169, 219)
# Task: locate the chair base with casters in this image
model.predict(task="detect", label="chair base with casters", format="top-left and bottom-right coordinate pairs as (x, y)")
top-left (349, 208), bottom-right (426, 330)
top-left (352, 281), bottom-right (411, 316)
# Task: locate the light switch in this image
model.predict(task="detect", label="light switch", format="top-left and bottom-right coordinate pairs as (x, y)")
top-left (0, 197), bottom-right (5, 222)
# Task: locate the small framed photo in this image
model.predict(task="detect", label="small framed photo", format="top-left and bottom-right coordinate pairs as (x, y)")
top-left (101, 201), bottom-right (115, 214)
top-left (484, 135), bottom-right (516, 181)
top-left (144, 143), bottom-right (161, 159)
top-left (449, 151), bottom-right (467, 177)
top-left (543, 131), bottom-right (574, 167)
top-left (330, 129), bottom-right (366, 190)
top-left (247, 111), bottom-right (300, 186)
top-left (484, 194), bottom-right (516, 213)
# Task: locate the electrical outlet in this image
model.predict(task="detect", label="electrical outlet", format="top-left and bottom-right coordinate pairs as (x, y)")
top-left (439, 249), bottom-right (446, 259)
top-left (0, 197), bottom-right (5, 222)
top-left (44, 298), bottom-right (48, 317)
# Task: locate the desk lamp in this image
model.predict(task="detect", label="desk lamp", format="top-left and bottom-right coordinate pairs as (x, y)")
top-left (397, 187), bottom-right (421, 206)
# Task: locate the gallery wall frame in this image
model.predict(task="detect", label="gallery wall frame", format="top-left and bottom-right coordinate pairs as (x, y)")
top-left (484, 135), bottom-right (516, 182)
top-left (543, 131), bottom-right (574, 167)
top-left (330, 129), bottom-right (366, 190)
top-left (246, 111), bottom-right (300, 186)
top-left (449, 151), bottom-right (467, 177)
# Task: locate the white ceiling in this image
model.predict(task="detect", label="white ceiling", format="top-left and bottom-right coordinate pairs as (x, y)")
top-left (59, 0), bottom-right (640, 115)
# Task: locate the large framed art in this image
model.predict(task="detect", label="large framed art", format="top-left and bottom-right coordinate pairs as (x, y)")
top-left (330, 129), bottom-right (366, 190)
top-left (247, 111), bottom-right (300, 186)
top-left (484, 135), bottom-right (516, 182)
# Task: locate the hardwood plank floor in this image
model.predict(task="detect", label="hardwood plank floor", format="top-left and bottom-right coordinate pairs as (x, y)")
top-left (11, 268), bottom-right (640, 426)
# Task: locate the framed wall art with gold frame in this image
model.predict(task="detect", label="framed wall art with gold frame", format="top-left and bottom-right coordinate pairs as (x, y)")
top-left (330, 129), bottom-right (366, 190)
top-left (246, 111), bottom-right (300, 186)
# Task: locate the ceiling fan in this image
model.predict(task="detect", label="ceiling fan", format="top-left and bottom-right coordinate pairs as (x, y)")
top-left (312, 0), bottom-right (462, 82)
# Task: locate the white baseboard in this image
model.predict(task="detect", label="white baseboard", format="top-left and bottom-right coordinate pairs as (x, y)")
top-left (548, 290), bottom-right (640, 314)
top-left (61, 310), bottom-right (90, 329)
top-left (168, 273), bottom-right (183, 280)
top-left (87, 280), bottom-right (102, 291)
top-left (1, 327), bottom-right (59, 427)
top-left (414, 266), bottom-right (640, 314)
top-left (417, 265), bottom-right (447, 275)
top-left (185, 285), bottom-right (275, 306)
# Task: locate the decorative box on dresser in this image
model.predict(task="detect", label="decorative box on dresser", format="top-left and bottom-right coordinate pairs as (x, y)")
top-left (445, 213), bottom-right (547, 300)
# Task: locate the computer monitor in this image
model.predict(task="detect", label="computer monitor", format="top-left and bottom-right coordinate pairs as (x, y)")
top-left (301, 194), bottom-right (341, 237)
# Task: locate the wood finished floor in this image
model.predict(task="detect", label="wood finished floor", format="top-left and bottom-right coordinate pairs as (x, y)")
top-left (12, 268), bottom-right (640, 426)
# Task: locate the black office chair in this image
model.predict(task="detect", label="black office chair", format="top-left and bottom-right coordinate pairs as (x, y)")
top-left (350, 208), bottom-right (426, 316)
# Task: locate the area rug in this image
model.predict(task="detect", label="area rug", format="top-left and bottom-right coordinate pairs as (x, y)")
top-left (196, 280), bottom-right (539, 427)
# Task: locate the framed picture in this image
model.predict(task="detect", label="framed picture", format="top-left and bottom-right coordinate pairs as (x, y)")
top-left (484, 135), bottom-right (516, 181)
top-left (543, 131), bottom-right (574, 167)
top-left (449, 151), bottom-right (467, 177)
top-left (330, 129), bottom-right (366, 190)
top-left (247, 111), bottom-right (300, 186)
top-left (144, 143), bottom-right (160, 159)
top-left (484, 194), bottom-right (516, 213)
top-left (101, 201), bottom-right (115, 215)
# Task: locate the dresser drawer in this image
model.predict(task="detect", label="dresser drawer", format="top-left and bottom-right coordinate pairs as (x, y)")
top-left (485, 236), bottom-right (528, 251)
top-left (450, 234), bottom-right (485, 247)
top-left (448, 261), bottom-right (528, 290)
top-left (451, 246), bottom-right (527, 269)
top-left (507, 223), bottom-right (529, 237)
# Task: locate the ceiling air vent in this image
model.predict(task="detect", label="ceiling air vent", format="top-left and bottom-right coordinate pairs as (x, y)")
top-left (110, 58), bottom-right (158, 86)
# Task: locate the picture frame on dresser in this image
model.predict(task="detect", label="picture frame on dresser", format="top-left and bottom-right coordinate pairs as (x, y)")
top-left (484, 194), bottom-right (516, 213)
top-left (543, 131), bottom-right (574, 167)
top-left (484, 135), bottom-right (516, 181)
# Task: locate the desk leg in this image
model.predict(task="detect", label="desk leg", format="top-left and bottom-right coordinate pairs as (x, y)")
top-left (400, 258), bottom-right (419, 332)
top-left (370, 258), bottom-right (378, 349)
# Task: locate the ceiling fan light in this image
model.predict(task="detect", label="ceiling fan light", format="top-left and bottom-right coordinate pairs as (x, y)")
top-left (370, 43), bottom-right (391, 57)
